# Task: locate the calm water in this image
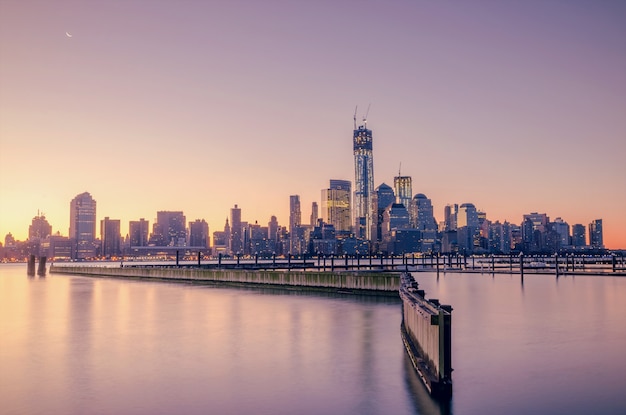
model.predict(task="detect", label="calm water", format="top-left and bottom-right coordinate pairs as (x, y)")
top-left (1, 264), bottom-right (625, 415)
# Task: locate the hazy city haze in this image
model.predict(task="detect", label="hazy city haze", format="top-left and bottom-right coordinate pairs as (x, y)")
top-left (1, 1), bottom-right (624, 248)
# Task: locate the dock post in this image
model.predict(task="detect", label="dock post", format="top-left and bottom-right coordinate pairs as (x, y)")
top-left (27, 254), bottom-right (36, 276)
top-left (555, 253), bottom-right (559, 277)
top-left (255, 254), bottom-right (258, 267)
top-left (198, 251), bottom-right (201, 267)
top-left (287, 254), bottom-right (291, 269)
top-left (176, 250), bottom-right (179, 266)
top-left (491, 255), bottom-right (495, 273)
top-left (436, 252), bottom-right (440, 276)
top-left (612, 254), bottom-right (616, 273)
top-left (218, 253), bottom-right (222, 267)
top-left (37, 256), bottom-right (47, 276)
top-left (331, 255), bottom-right (334, 272)
top-left (345, 254), bottom-right (348, 269)
top-left (510, 254), bottom-right (513, 273)
top-left (519, 252), bottom-right (524, 278)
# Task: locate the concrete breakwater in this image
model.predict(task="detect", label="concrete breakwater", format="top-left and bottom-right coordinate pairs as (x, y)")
top-left (49, 265), bottom-right (399, 294)
top-left (400, 272), bottom-right (453, 398)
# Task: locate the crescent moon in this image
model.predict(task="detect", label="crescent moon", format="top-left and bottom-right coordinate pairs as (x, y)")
top-left (66, 32), bottom-right (73, 38)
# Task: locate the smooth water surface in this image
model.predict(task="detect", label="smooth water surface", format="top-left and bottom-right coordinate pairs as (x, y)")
top-left (1, 264), bottom-right (625, 414)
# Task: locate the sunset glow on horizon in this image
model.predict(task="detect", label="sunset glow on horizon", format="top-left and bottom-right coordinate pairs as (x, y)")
top-left (1, 1), bottom-right (625, 249)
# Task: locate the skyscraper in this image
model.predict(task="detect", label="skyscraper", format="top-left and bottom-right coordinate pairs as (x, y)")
top-left (129, 218), bottom-right (149, 247)
top-left (310, 202), bottom-right (318, 227)
top-left (152, 211), bottom-right (187, 246)
top-left (100, 217), bottom-right (121, 257)
top-left (289, 195), bottom-right (301, 234)
top-left (28, 212), bottom-right (52, 240)
top-left (353, 117), bottom-right (375, 240)
top-left (230, 205), bottom-right (242, 255)
top-left (321, 179), bottom-right (352, 234)
top-left (588, 219), bottom-right (603, 248)
top-left (571, 224), bottom-right (586, 247)
top-left (189, 219), bottom-right (209, 248)
top-left (393, 174), bottom-right (412, 209)
top-left (69, 192), bottom-right (97, 259)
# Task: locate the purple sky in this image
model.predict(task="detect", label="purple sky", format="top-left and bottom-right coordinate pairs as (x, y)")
top-left (1, 0), bottom-right (625, 248)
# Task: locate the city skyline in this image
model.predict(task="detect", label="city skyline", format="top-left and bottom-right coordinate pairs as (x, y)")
top-left (1, 1), bottom-right (625, 248)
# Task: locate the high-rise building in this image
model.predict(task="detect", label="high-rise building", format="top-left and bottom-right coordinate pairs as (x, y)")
top-left (410, 194), bottom-right (437, 230)
top-left (69, 192), bottom-right (97, 259)
top-left (129, 218), bottom-right (149, 247)
top-left (230, 205), bottom-right (242, 255)
top-left (588, 219), bottom-right (603, 248)
top-left (189, 219), bottom-right (209, 248)
top-left (552, 218), bottom-right (570, 247)
top-left (310, 202), bottom-right (318, 227)
top-left (268, 215), bottom-right (279, 242)
top-left (289, 195), bottom-right (301, 234)
top-left (393, 174), bottom-right (412, 209)
top-left (571, 224), bottom-right (586, 247)
top-left (457, 203), bottom-right (479, 253)
top-left (521, 212), bottom-right (549, 253)
top-left (28, 212), bottom-right (52, 240)
top-left (353, 118), bottom-right (375, 240)
top-left (100, 217), bottom-right (121, 257)
top-left (151, 211), bottom-right (187, 246)
top-left (321, 179), bottom-right (352, 234)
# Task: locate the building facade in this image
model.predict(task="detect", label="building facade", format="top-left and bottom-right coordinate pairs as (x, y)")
top-left (69, 192), bottom-right (97, 259)
top-left (353, 121), bottom-right (375, 241)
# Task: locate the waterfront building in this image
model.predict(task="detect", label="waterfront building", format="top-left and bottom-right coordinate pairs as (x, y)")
top-left (353, 118), bottom-right (375, 241)
top-left (212, 218), bottom-right (230, 256)
top-left (69, 192), bottom-right (97, 259)
top-left (457, 203), bottom-right (479, 253)
top-left (151, 211), bottom-right (187, 247)
top-left (571, 224), bottom-right (586, 247)
top-left (552, 218), bottom-right (570, 248)
top-left (410, 194), bottom-right (437, 231)
top-left (321, 179), bottom-right (352, 234)
top-left (444, 204), bottom-right (458, 231)
top-left (488, 221), bottom-right (512, 254)
top-left (28, 213), bottom-right (52, 240)
top-left (268, 215), bottom-right (279, 243)
top-left (100, 217), bottom-right (121, 257)
top-left (129, 218), bottom-right (149, 247)
top-left (522, 212), bottom-right (549, 253)
top-left (374, 183), bottom-right (395, 248)
top-left (394, 174), bottom-right (412, 210)
top-left (589, 219), bottom-right (603, 249)
top-left (289, 195), bottom-right (301, 234)
top-left (189, 219), bottom-right (209, 248)
top-left (45, 233), bottom-right (74, 260)
top-left (310, 202), bottom-right (318, 227)
top-left (230, 205), bottom-right (242, 255)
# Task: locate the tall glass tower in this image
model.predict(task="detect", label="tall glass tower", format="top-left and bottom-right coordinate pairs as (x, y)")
top-left (69, 192), bottom-right (97, 259)
top-left (353, 119), bottom-right (375, 240)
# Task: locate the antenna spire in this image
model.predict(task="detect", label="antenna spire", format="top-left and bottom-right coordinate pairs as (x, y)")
top-left (398, 162), bottom-right (402, 176)
top-left (353, 105), bottom-right (358, 129)
top-left (363, 103), bottom-right (371, 127)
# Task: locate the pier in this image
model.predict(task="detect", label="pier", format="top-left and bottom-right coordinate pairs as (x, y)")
top-left (399, 272), bottom-right (453, 398)
top-left (49, 265), bottom-right (399, 294)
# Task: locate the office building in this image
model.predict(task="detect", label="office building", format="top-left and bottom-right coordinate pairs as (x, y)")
top-left (353, 118), bottom-right (375, 240)
top-left (151, 211), bottom-right (187, 246)
top-left (571, 224), bottom-right (586, 247)
top-left (189, 219), bottom-right (209, 248)
top-left (69, 192), bottom-right (97, 259)
top-left (100, 217), bottom-right (121, 257)
top-left (321, 179), bottom-right (352, 234)
top-left (129, 218), bottom-right (149, 247)
top-left (394, 174), bottom-right (412, 210)
top-left (589, 219), bottom-right (603, 248)
top-left (29, 213), bottom-right (52, 240)
top-left (230, 205), bottom-right (243, 255)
